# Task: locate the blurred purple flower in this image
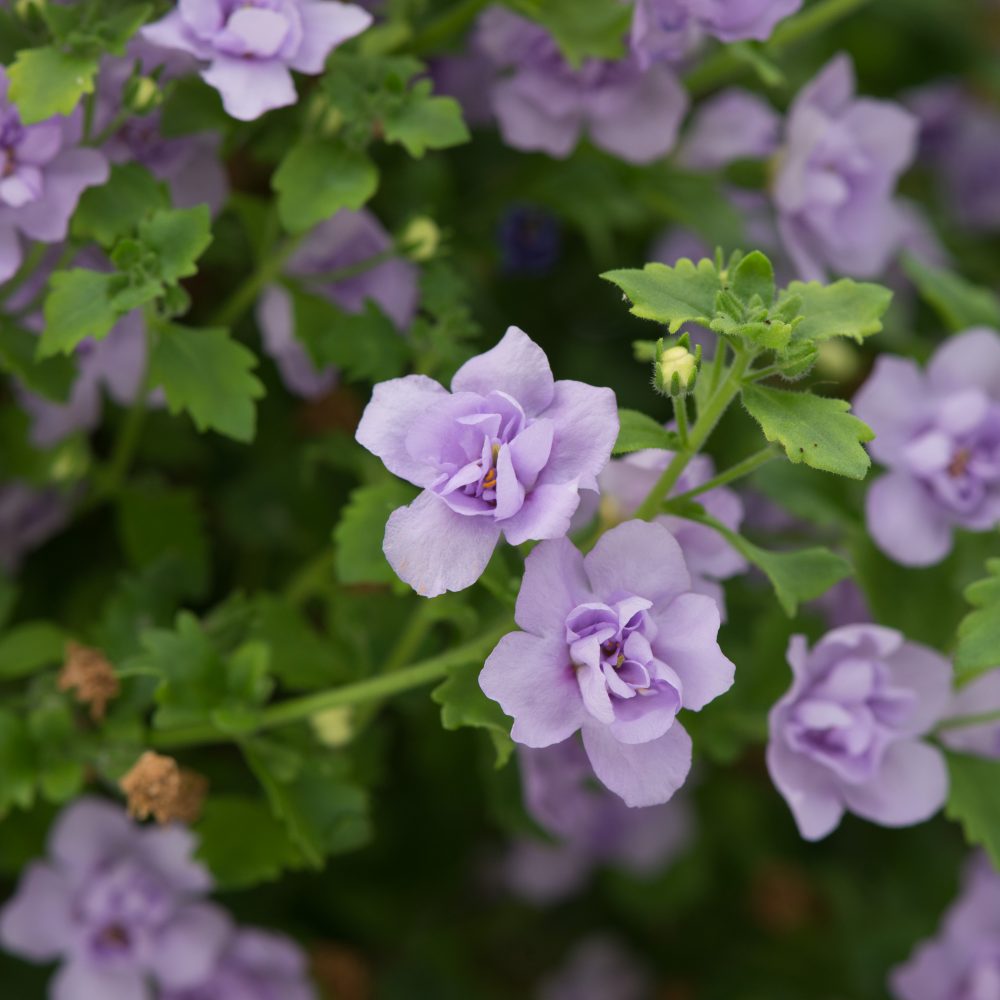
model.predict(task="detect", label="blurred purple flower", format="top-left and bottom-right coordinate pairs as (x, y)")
top-left (430, 52), bottom-right (496, 127)
top-left (767, 625), bottom-right (951, 841)
top-left (631, 0), bottom-right (802, 67)
top-left (809, 577), bottom-right (871, 630)
top-left (0, 69), bottom-right (108, 282)
top-left (480, 520), bottom-right (734, 806)
top-left (142, 0), bottom-right (373, 121)
top-left (501, 740), bottom-right (693, 903)
top-left (256, 208), bottom-right (417, 399)
top-left (356, 326), bottom-right (618, 596)
top-left (0, 482), bottom-right (70, 573)
top-left (773, 54), bottom-right (918, 280)
top-left (499, 205), bottom-right (562, 275)
top-left (678, 87), bottom-right (781, 169)
top-left (940, 670), bottom-right (1000, 760)
top-left (891, 854), bottom-right (1000, 1000)
top-left (0, 797), bottom-right (228, 1000)
top-left (539, 936), bottom-right (651, 1000)
top-left (162, 927), bottom-right (316, 1000)
top-left (475, 7), bottom-right (688, 164)
top-left (853, 328), bottom-right (1000, 566)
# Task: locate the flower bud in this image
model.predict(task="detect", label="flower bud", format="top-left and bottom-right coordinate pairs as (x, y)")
top-left (400, 216), bottom-right (440, 262)
top-left (124, 76), bottom-right (161, 116)
top-left (778, 342), bottom-right (818, 381)
top-left (654, 338), bottom-right (700, 397)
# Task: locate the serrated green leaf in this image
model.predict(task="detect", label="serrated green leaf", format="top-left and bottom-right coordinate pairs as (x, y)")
top-left (72, 164), bottom-right (170, 248)
top-left (273, 139), bottom-right (379, 234)
top-left (602, 258), bottom-right (722, 332)
top-left (0, 622), bottom-right (67, 680)
top-left (7, 47), bottom-right (98, 122)
top-left (530, 0), bottom-right (631, 64)
top-left (0, 710), bottom-right (37, 814)
top-left (902, 255), bottom-right (1000, 331)
top-left (334, 481), bottom-right (419, 585)
top-left (432, 661), bottom-right (513, 766)
top-left (730, 251), bottom-right (775, 308)
top-left (741, 384), bottom-right (873, 479)
top-left (38, 270), bottom-right (118, 358)
top-left (612, 409), bottom-right (677, 456)
top-left (0, 320), bottom-right (76, 401)
top-left (946, 751), bottom-right (1000, 868)
top-left (382, 82), bottom-right (469, 157)
top-left (149, 324), bottom-right (264, 441)
top-left (139, 205), bottom-right (213, 283)
top-left (781, 279), bottom-right (893, 344)
top-left (955, 559), bottom-right (1000, 685)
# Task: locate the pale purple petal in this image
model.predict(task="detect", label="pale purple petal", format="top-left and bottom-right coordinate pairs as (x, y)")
top-left (491, 75), bottom-right (582, 159)
top-left (0, 221), bottom-right (23, 282)
top-left (48, 797), bottom-right (134, 874)
top-left (515, 536), bottom-right (591, 636)
top-left (149, 902), bottom-right (232, 989)
top-left (137, 825), bottom-right (214, 894)
top-left (500, 481), bottom-right (581, 546)
top-left (289, 1), bottom-right (373, 73)
top-left (0, 863), bottom-right (72, 960)
top-left (865, 472), bottom-right (953, 566)
top-left (926, 327), bottom-right (1000, 399)
top-left (883, 641), bottom-right (953, 737)
top-left (480, 632), bottom-right (584, 747)
top-left (853, 355), bottom-right (928, 466)
top-left (765, 736), bottom-right (845, 840)
top-left (12, 148), bottom-right (109, 242)
top-left (257, 285), bottom-right (337, 399)
top-left (540, 380), bottom-right (619, 488)
top-left (141, 10), bottom-right (207, 58)
top-left (201, 57), bottom-right (297, 121)
top-left (679, 88), bottom-right (781, 169)
top-left (384, 490), bottom-right (501, 597)
top-left (53, 963), bottom-right (150, 1000)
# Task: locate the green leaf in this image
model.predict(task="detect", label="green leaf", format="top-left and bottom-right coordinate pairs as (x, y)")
top-left (149, 324), bottom-right (265, 442)
top-left (730, 251), bottom-right (775, 308)
top-left (0, 622), bottom-right (66, 681)
top-left (273, 139), bottom-right (379, 234)
top-left (781, 279), bottom-right (893, 344)
top-left (433, 662), bottom-right (514, 767)
top-left (334, 481), bottom-right (419, 585)
top-left (243, 743), bottom-right (371, 868)
top-left (612, 409), bottom-right (677, 456)
top-left (945, 751), bottom-right (1000, 869)
top-left (38, 270), bottom-right (118, 358)
top-left (530, 0), bottom-right (632, 64)
top-left (0, 709), bottom-right (37, 814)
top-left (138, 205), bottom-right (213, 284)
top-left (741, 384), bottom-right (874, 480)
top-left (0, 320), bottom-right (76, 401)
top-left (902, 255), bottom-right (1000, 331)
top-left (195, 795), bottom-right (302, 889)
top-left (72, 164), bottom-right (170, 248)
top-left (117, 484), bottom-right (209, 598)
top-left (955, 559), bottom-right (1000, 685)
top-left (6, 47), bottom-right (98, 122)
top-left (382, 81), bottom-right (469, 156)
top-left (601, 259), bottom-right (722, 332)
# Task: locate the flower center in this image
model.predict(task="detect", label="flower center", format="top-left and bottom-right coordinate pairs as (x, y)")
top-left (948, 447), bottom-right (972, 478)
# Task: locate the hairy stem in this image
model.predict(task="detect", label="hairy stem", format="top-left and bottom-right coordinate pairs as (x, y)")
top-left (665, 445), bottom-right (780, 506)
top-left (935, 709), bottom-right (1000, 733)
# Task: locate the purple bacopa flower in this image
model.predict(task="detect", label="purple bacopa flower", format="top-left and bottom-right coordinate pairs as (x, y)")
top-left (853, 328), bottom-right (1000, 567)
top-left (773, 54), bottom-right (918, 280)
top-left (766, 625), bottom-right (951, 841)
top-left (0, 797), bottom-right (229, 1000)
top-left (480, 520), bottom-right (734, 807)
top-left (256, 208), bottom-right (418, 399)
top-left (631, 0), bottom-right (803, 68)
top-left (162, 927), bottom-right (316, 1000)
top-left (475, 7), bottom-right (688, 164)
top-left (356, 326), bottom-right (618, 597)
top-left (939, 670), bottom-right (1000, 760)
top-left (678, 87), bottom-right (780, 170)
top-left (539, 936), bottom-right (651, 1000)
top-left (500, 741), bottom-right (693, 903)
top-left (0, 69), bottom-right (109, 283)
top-left (595, 450), bottom-right (748, 617)
top-left (890, 854), bottom-right (1000, 1000)
top-left (141, 0), bottom-right (373, 121)
top-left (0, 481), bottom-right (71, 573)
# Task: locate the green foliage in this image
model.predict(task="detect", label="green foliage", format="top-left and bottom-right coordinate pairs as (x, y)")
top-left (149, 325), bottom-right (265, 442)
top-left (39, 270), bottom-right (118, 358)
top-left (381, 80), bottom-right (470, 157)
top-left (902, 255), bottom-right (1000, 331)
top-left (72, 164), bottom-right (171, 249)
top-left (602, 258), bottom-right (722, 332)
top-left (0, 622), bottom-right (66, 681)
top-left (613, 409), bottom-right (678, 455)
top-left (946, 752), bottom-right (1000, 869)
top-left (514, 0), bottom-right (631, 63)
top-left (334, 482), bottom-right (419, 585)
top-left (955, 560), bottom-right (1000, 685)
top-left (741, 385), bottom-right (874, 480)
top-left (0, 320), bottom-right (76, 401)
top-left (137, 205), bottom-right (213, 284)
top-left (782, 279), bottom-right (893, 344)
top-left (433, 662), bottom-right (514, 767)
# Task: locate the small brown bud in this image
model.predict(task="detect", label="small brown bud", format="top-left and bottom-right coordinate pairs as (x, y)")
top-left (119, 751), bottom-right (208, 825)
top-left (58, 641), bottom-right (120, 722)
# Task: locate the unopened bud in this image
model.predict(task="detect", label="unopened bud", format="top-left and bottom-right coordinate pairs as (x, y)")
top-left (400, 216), bottom-right (440, 262)
top-left (311, 706), bottom-right (354, 747)
top-left (778, 342), bottom-right (818, 381)
top-left (125, 76), bottom-right (161, 115)
top-left (654, 337), bottom-right (700, 397)
top-left (816, 339), bottom-right (861, 381)
top-left (119, 751), bottom-right (208, 825)
top-left (58, 641), bottom-right (120, 722)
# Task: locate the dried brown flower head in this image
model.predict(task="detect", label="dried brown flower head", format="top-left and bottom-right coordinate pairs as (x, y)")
top-left (58, 641), bottom-right (120, 722)
top-left (119, 751), bottom-right (208, 825)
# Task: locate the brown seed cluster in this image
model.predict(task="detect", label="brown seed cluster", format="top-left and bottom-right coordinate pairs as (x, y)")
top-left (119, 751), bottom-right (208, 825)
top-left (58, 641), bottom-right (121, 722)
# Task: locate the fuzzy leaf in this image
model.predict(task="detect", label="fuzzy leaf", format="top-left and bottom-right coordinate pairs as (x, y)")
top-left (38, 270), bottom-right (118, 358)
top-left (612, 409), bottom-right (677, 456)
top-left (7, 47), bottom-right (98, 122)
top-left (946, 752), bottom-right (1000, 869)
top-left (334, 482), bottom-right (419, 585)
top-left (72, 164), bottom-right (170, 248)
top-left (433, 662), bottom-right (514, 767)
top-left (382, 81), bottom-right (469, 156)
top-left (955, 559), bottom-right (1000, 685)
top-left (601, 259), bottom-right (722, 332)
top-left (782, 279), bottom-right (893, 344)
top-left (902, 255), bottom-right (1000, 331)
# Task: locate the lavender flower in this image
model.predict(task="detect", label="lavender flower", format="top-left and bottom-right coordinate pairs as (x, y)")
top-left (356, 326), bottom-right (618, 596)
top-left (773, 54), bottom-right (918, 280)
top-left (142, 0), bottom-right (373, 121)
top-left (501, 741), bottom-right (693, 903)
top-left (766, 625), bottom-right (951, 841)
top-left (256, 208), bottom-right (418, 399)
top-left (890, 854), bottom-right (1000, 1000)
top-left (853, 328), bottom-right (1000, 566)
top-left (678, 87), bottom-right (780, 169)
top-left (595, 450), bottom-right (748, 616)
top-left (631, 0), bottom-right (802, 68)
top-left (939, 670), bottom-right (1000, 760)
top-left (475, 7), bottom-right (688, 164)
top-left (0, 482), bottom-right (70, 573)
top-left (480, 520), bottom-right (734, 807)
top-left (0, 797), bottom-right (229, 1000)
top-left (0, 69), bottom-right (109, 282)
top-left (539, 936), bottom-right (651, 1000)
top-left (162, 927), bottom-right (316, 1000)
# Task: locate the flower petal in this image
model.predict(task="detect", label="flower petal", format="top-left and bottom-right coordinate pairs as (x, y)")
top-left (52, 963), bottom-right (150, 1000)
top-left (201, 58), bottom-right (296, 121)
top-left (540, 380), bottom-right (619, 487)
top-left (514, 536), bottom-right (590, 636)
top-left (865, 472), bottom-right (953, 566)
top-left (149, 902), bottom-right (232, 989)
top-left (12, 149), bottom-right (109, 243)
top-left (500, 481), bottom-right (581, 546)
top-left (289, 1), bottom-right (373, 74)
top-left (765, 735), bottom-right (844, 840)
top-left (883, 641), bottom-right (953, 737)
top-left (584, 520), bottom-right (690, 606)
top-left (853, 355), bottom-right (927, 466)
top-left (48, 797), bottom-right (133, 873)
top-left (0, 862), bottom-right (72, 961)
top-left (926, 326), bottom-right (1000, 399)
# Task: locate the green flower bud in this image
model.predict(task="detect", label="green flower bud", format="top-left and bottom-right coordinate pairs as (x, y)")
top-left (654, 336), bottom-right (700, 397)
top-left (125, 76), bottom-right (161, 116)
top-left (778, 341), bottom-right (818, 381)
top-left (400, 216), bottom-right (440, 262)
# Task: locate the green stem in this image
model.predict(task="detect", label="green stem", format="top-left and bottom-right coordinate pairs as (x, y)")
top-left (665, 445), bottom-right (780, 506)
top-left (673, 396), bottom-right (690, 449)
top-left (90, 108), bottom-right (133, 148)
top-left (149, 619), bottom-right (511, 749)
top-left (708, 341), bottom-right (728, 395)
top-left (283, 548), bottom-right (336, 606)
top-left (211, 235), bottom-right (303, 328)
top-left (745, 362), bottom-right (784, 382)
top-left (383, 602), bottom-right (438, 674)
top-left (633, 348), bottom-right (753, 520)
top-left (936, 709), bottom-right (1000, 733)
